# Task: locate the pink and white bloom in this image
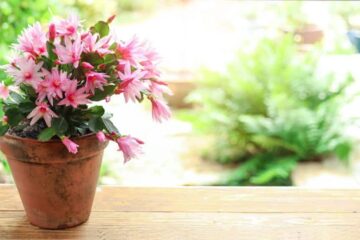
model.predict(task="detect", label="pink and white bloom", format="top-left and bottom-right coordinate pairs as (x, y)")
top-left (54, 36), bottom-right (83, 68)
top-left (149, 80), bottom-right (172, 98)
top-left (55, 15), bottom-right (80, 37)
top-left (117, 63), bottom-right (146, 102)
top-left (116, 135), bottom-right (144, 163)
top-left (61, 137), bottom-right (79, 154)
top-left (96, 131), bottom-right (106, 142)
top-left (39, 68), bottom-right (70, 105)
top-left (83, 33), bottom-right (113, 55)
top-left (85, 71), bottom-right (108, 94)
top-left (5, 57), bottom-right (44, 88)
top-left (140, 46), bottom-right (161, 79)
top-left (15, 23), bottom-right (47, 57)
top-left (116, 36), bottom-right (146, 67)
top-left (27, 102), bottom-right (58, 127)
top-left (58, 80), bottom-right (90, 108)
top-left (150, 98), bottom-right (171, 123)
top-left (0, 83), bottom-right (9, 100)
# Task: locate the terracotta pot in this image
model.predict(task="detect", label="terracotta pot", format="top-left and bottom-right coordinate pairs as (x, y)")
top-left (294, 24), bottom-right (323, 44)
top-left (0, 133), bottom-right (108, 229)
top-left (166, 81), bottom-right (196, 109)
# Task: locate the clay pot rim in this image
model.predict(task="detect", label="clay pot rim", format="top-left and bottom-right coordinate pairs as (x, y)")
top-left (4, 132), bottom-right (96, 143)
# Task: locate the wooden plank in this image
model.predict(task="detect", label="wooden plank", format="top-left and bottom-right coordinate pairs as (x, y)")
top-left (1, 185), bottom-right (360, 213)
top-left (2, 185), bottom-right (360, 240)
top-left (1, 212), bottom-right (360, 240)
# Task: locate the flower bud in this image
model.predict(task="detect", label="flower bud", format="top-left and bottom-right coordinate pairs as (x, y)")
top-left (98, 63), bottom-right (106, 71)
top-left (96, 131), bottom-right (106, 142)
top-left (81, 62), bottom-right (94, 71)
top-left (2, 116), bottom-right (8, 125)
top-left (48, 23), bottom-right (56, 41)
top-left (107, 15), bottom-right (116, 24)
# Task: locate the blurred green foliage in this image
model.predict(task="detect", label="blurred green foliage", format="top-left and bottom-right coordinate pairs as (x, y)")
top-left (0, 0), bottom-right (60, 77)
top-left (187, 36), bottom-right (355, 186)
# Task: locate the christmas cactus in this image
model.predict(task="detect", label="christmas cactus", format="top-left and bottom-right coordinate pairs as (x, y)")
top-left (0, 15), bottom-right (171, 162)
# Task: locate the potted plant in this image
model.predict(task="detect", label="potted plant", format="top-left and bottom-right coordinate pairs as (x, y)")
top-left (0, 15), bottom-right (171, 229)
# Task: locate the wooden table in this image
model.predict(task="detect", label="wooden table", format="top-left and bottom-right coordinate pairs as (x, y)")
top-left (1, 185), bottom-right (360, 239)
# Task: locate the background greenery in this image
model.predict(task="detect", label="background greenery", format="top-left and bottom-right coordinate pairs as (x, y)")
top-left (0, 0), bottom-right (60, 78)
top-left (186, 36), bottom-right (355, 186)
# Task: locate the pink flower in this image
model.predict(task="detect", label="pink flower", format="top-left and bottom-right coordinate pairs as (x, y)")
top-left (116, 135), bottom-right (144, 163)
top-left (149, 80), bottom-right (172, 98)
top-left (141, 61), bottom-right (161, 79)
top-left (96, 131), bottom-right (106, 142)
top-left (54, 36), bottom-right (83, 68)
top-left (55, 15), bottom-right (80, 37)
top-left (58, 80), bottom-right (90, 108)
top-left (61, 137), bottom-right (79, 154)
top-left (15, 23), bottom-right (47, 57)
top-left (5, 57), bottom-right (44, 88)
top-left (140, 46), bottom-right (161, 79)
top-left (116, 36), bottom-right (146, 67)
top-left (83, 33), bottom-right (113, 55)
top-left (38, 68), bottom-right (70, 105)
top-left (85, 71), bottom-right (108, 94)
top-left (0, 83), bottom-right (9, 100)
top-left (117, 63), bottom-right (146, 102)
top-left (27, 102), bottom-right (58, 127)
top-left (150, 98), bottom-right (171, 122)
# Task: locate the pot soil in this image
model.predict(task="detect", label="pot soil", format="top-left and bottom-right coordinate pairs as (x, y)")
top-left (0, 133), bottom-right (108, 229)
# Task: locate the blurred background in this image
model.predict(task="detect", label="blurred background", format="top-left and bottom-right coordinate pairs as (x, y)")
top-left (2, 0), bottom-right (360, 187)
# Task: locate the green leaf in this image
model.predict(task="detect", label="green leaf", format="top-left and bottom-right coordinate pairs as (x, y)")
top-left (46, 41), bottom-right (57, 61)
top-left (90, 85), bottom-right (116, 101)
top-left (0, 123), bottom-right (9, 136)
top-left (82, 52), bottom-right (104, 66)
top-left (5, 108), bottom-right (24, 126)
top-left (86, 106), bottom-right (105, 117)
top-left (250, 156), bottom-right (298, 185)
top-left (52, 117), bottom-right (68, 135)
top-left (19, 101), bottom-right (36, 114)
top-left (335, 142), bottom-right (352, 162)
top-left (102, 118), bottom-right (120, 134)
top-left (9, 92), bottom-right (25, 104)
top-left (90, 21), bottom-right (110, 38)
top-left (3, 76), bottom-right (14, 86)
top-left (109, 42), bottom-right (117, 51)
top-left (103, 54), bottom-right (117, 65)
top-left (88, 117), bottom-right (105, 132)
top-left (20, 84), bottom-right (36, 98)
top-left (38, 127), bottom-right (56, 141)
top-left (40, 56), bottom-right (53, 70)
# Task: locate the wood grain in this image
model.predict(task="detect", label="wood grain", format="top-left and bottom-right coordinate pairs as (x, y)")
top-left (1, 185), bottom-right (360, 240)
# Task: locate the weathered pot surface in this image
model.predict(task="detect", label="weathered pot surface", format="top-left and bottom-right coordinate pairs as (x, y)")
top-left (0, 133), bottom-right (108, 229)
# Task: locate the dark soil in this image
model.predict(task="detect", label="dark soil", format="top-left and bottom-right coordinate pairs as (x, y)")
top-left (7, 119), bottom-right (91, 139)
top-left (8, 119), bottom-right (47, 139)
